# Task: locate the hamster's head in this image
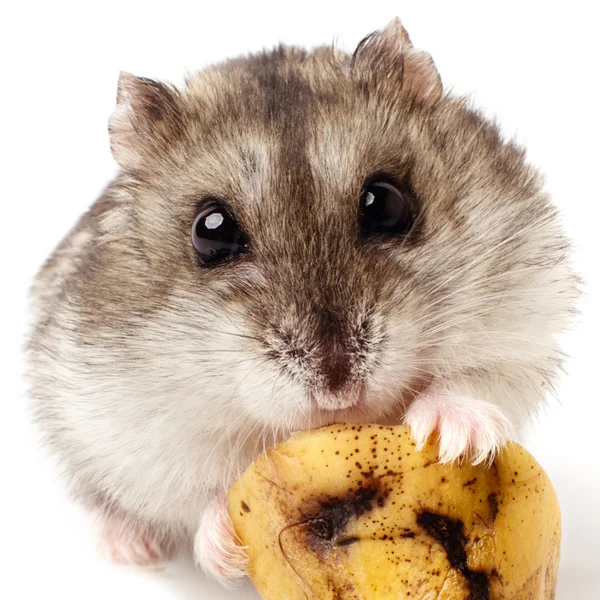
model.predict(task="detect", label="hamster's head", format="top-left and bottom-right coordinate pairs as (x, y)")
top-left (106, 19), bottom-right (577, 434)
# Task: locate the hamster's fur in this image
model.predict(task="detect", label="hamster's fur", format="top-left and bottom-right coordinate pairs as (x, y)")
top-left (26, 19), bottom-right (579, 584)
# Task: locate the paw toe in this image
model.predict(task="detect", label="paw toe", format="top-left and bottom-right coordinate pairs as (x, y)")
top-left (404, 401), bottom-right (440, 450)
top-left (405, 392), bottom-right (512, 465)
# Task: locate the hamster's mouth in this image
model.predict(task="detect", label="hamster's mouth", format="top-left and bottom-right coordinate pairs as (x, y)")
top-left (318, 405), bottom-right (373, 428)
top-left (314, 374), bottom-right (434, 429)
top-left (309, 384), bottom-right (369, 428)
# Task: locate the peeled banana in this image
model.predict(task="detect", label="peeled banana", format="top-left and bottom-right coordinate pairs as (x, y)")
top-left (228, 424), bottom-right (560, 599)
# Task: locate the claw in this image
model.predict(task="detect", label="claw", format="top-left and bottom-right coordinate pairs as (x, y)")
top-left (404, 390), bottom-right (512, 465)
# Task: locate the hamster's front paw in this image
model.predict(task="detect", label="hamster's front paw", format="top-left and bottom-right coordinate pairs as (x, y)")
top-left (404, 390), bottom-right (512, 465)
top-left (194, 491), bottom-right (248, 588)
top-left (98, 516), bottom-right (172, 565)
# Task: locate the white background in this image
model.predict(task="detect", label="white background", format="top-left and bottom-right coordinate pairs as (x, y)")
top-left (1, 1), bottom-right (598, 598)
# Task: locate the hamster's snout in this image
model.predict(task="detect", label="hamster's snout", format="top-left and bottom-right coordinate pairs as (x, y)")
top-left (319, 345), bottom-right (353, 394)
top-left (265, 309), bottom-right (377, 411)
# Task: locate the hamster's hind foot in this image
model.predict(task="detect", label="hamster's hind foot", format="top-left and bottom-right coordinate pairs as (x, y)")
top-left (97, 516), bottom-right (173, 565)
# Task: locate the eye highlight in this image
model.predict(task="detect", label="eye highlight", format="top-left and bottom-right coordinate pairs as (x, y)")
top-left (192, 201), bottom-right (248, 265)
top-left (359, 182), bottom-right (413, 236)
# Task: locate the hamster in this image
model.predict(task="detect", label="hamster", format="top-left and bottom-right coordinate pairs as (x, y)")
top-left (26, 18), bottom-right (579, 586)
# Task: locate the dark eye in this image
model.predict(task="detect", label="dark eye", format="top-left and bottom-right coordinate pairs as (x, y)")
top-left (192, 202), bottom-right (248, 265)
top-left (359, 182), bottom-right (413, 236)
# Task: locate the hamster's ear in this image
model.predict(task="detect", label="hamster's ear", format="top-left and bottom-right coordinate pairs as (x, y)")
top-left (353, 18), bottom-right (442, 106)
top-left (109, 72), bottom-right (185, 170)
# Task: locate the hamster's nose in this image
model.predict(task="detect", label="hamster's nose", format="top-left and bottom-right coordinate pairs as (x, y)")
top-left (319, 347), bottom-right (352, 394)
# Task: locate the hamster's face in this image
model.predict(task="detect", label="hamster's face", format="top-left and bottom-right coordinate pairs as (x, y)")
top-left (107, 22), bottom-right (575, 434)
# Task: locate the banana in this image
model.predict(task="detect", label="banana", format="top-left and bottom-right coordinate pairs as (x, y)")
top-left (228, 424), bottom-right (560, 599)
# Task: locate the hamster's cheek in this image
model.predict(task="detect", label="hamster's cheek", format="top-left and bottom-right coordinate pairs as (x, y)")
top-left (234, 359), bottom-right (309, 427)
top-left (368, 317), bottom-right (429, 394)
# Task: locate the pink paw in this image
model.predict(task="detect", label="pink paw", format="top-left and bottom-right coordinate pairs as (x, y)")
top-left (98, 517), bottom-right (171, 565)
top-left (194, 491), bottom-right (248, 588)
top-left (404, 391), bottom-right (513, 465)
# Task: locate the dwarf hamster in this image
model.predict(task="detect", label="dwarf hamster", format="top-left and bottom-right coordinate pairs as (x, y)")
top-left (26, 18), bottom-right (579, 585)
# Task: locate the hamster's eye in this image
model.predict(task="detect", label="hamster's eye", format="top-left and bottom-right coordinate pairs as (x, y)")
top-left (359, 182), bottom-right (413, 236)
top-left (192, 202), bottom-right (248, 265)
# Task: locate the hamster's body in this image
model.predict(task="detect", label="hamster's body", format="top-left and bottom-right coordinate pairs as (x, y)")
top-left (27, 20), bottom-right (579, 584)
